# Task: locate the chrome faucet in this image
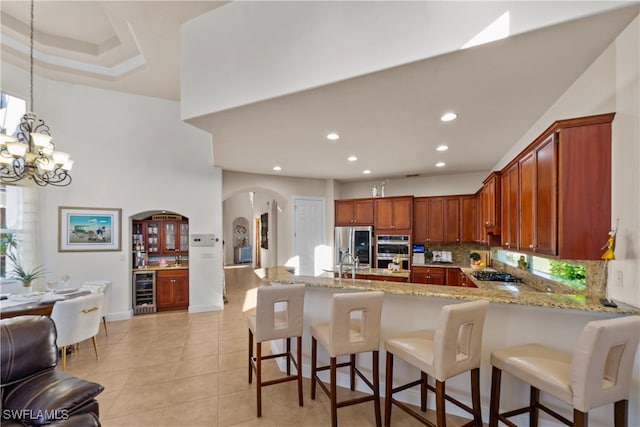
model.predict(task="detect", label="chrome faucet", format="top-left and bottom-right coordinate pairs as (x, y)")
top-left (338, 251), bottom-right (359, 279)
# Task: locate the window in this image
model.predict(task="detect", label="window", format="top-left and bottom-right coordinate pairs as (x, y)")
top-left (495, 249), bottom-right (586, 292)
top-left (1, 92), bottom-right (34, 283)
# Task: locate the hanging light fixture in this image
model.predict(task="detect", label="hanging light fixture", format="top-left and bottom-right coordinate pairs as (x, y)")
top-left (0, 0), bottom-right (72, 186)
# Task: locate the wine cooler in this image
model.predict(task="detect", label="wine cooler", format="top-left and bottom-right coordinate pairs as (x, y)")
top-left (133, 271), bottom-right (156, 314)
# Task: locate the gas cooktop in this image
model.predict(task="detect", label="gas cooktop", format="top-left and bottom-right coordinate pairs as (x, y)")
top-left (472, 271), bottom-right (523, 283)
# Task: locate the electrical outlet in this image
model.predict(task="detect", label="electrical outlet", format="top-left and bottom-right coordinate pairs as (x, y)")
top-left (615, 270), bottom-right (623, 288)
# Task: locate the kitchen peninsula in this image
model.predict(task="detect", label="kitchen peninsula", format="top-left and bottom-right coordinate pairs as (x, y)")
top-left (258, 266), bottom-right (639, 315)
top-left (253, 266), bottom-right (639, 427)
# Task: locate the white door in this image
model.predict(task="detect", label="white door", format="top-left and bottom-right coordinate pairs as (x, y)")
top-left (293, 197), bottom-right (326, 276)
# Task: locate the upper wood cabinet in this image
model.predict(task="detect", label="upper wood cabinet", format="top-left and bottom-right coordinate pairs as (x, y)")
top-left (133, 218), bottom-right (189, 256)
top-left (499, 113), bottom-right (613, 259)
top-left (374, 196), bottom-right (413, 232)
top-left (414, 196), bottom-right (462, 243)
top-left (335, 198), bottom-right (374, 226)
top-left (501, 162), bottom-right (519, 250)
top-left (459, 195), bottom-right (477, 243)
top-left (518, 135), bottom-right (557, 256)
top-left (477, 172), bottom-right (501, 245)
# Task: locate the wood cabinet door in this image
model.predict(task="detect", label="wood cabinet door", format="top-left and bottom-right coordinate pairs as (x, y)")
top-left (446, 268), bottom-right (461, 286)
top-left (391, 197), bottom-right (413, 230)
top-left (427, 198), bottom-right (445, 243)
top-left (374, 198), bottom-right (394, 230)
top-left (413, 198), bottom-right (430, 242)
top-left (533, 135), bottom-right (557, 256)
top-left (501, 163), bottom-right (519, 250)
top-left (519, 151), bottom-right (536, 251)
top-left (460, 195), bottom-right (476, 243)
top-left (162, 221), bottom-right (178, 254)
top-left (443, 197), bottom-right (460, 243)
top-left (178, 221), bottom-right (190, 253)
top-left (173, 275), bottom-right (189, 306)
top-left (353, 199), bottom-right (374, 224)
top-left (335, 200), bottom-right (355, 226)
top-left (155, 277), bottom-right (174, 308)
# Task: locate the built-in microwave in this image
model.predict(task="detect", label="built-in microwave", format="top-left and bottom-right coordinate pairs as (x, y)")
top-left (376, 235), bottom-right (410, 270)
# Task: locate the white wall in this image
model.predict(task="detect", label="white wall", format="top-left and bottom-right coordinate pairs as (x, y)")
top-left (337, 171), bottom-right (488, 199)
top-left (1, 62), bottom-right (225, 319)
top-left (181, 1), bottom-right (630, 119)
top-left (222, 171), bottom-right (331, 269)
top-left (494, 16), bottom-right (640, 307)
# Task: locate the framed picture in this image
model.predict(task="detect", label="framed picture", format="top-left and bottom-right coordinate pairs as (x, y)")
top-left (260, 212), bottom-right (268, 249)
top-left (58, 206), bottom-right (122, 252)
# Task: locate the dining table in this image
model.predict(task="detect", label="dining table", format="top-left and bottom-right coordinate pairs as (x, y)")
top-left (0, 288), bottom-right (92, 319)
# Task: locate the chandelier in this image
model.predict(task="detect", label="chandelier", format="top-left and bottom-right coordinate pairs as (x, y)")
top-left (0, 0), bottom-right (73, 186)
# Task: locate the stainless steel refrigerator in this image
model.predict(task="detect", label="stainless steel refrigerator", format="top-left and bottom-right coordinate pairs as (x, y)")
top-left (334, 226), bottom-right (373, 267)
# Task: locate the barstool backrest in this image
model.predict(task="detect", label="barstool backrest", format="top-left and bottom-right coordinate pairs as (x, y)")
top-left (433, 299), bottom-right (489, 381)
top-left (328, 291), bottom-right (384, 357)
top-left (252, 284), bottom-right (305, 342)
top-left (570, 315), bottom-right (640, 412)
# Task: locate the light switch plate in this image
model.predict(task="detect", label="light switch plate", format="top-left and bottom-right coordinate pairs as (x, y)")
top-left (191, 234), bottom-right (216, 247)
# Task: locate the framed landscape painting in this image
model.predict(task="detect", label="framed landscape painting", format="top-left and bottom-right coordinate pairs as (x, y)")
top-left (58, 207), bottom-right (122, 252)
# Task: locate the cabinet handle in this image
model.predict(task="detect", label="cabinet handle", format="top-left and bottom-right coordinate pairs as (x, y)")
top-left (529, 244), bottom-right (534, 248)
top-left (505, 242), bottom-right (510, 246)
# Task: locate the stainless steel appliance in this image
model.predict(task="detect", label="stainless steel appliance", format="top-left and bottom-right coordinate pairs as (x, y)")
top-left (132, 271), bottom-right (156, 314)
top-left (334, 226), bottom-right (373, 268)
top-left (376, 234), bottom-right (411, 270)
top-left (472, 271), bottom-right (522, 283)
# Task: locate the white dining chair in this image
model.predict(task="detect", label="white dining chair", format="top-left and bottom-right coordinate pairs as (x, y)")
top-left (50, 293), bottom-right (104, 370)
top-left (83, 281), bottom-right (111, 336)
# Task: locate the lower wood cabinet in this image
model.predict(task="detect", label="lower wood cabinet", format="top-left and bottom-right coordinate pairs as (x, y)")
top-left (446, 268), bottom-right (461, 286)
top-left (411, 266), bottom-right (446, 285)
top-left (156, 269), bottom-right (189, 311)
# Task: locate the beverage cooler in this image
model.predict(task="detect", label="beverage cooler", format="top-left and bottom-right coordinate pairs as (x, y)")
top-left (133, 271), bottom-right (156, 314)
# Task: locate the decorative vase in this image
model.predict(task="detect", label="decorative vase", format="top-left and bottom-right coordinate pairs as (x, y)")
top-left (22, 281), bottom-right (32, 294)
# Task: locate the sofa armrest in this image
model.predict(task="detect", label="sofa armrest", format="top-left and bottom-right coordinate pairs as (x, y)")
top-left (1, 368), bottom-right (103, 426)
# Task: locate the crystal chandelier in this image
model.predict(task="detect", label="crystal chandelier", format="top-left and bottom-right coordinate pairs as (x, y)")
top-left (0, 0), bottom-right (73, 186)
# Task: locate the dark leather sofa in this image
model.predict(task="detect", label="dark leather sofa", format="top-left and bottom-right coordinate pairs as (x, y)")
top-left (1, 316), bottom-right (104, 426)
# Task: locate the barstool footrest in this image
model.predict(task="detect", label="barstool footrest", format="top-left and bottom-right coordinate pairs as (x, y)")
top-left (390, 398), bottom-right (436, 427)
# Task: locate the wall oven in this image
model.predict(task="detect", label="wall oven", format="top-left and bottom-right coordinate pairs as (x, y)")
top-left (376, 235), bottom-right (410, 270)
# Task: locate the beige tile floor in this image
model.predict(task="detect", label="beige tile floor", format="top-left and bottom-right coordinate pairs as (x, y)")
top-left (64, 265), bottom-right (478, 426)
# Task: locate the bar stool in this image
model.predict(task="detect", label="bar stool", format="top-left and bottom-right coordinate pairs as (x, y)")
top-left (489, 315), bottom-right (640, 427)
top-left (310, 291), bottom-right (385, 427)
top-left (384, 299), bottom-right (490, 427)
top-left (247, 284), bottom-right (306, 417)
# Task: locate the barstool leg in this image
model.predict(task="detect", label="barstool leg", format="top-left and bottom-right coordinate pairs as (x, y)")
top-left (297, 336), bottom-right (304, 407)
top-left (436, 380), bottom-right (447, 427)
top-left (489, 366), bottom-right (502, 427)
top-left (614, 400), bottom-right (628, 427)
top-left (331, 356), bottom-right (338, 427)
top-left (248, 329), bottom-right (254, 384)
top-left (530, 386), bottom-right (540, 427)
top-left (574, 409), bottom-right (587, 427)
top-left (311, 336), bottom-right (317, 400)
top-left (421, 372), bottom-right (428, 412)
top-left (256, 342), bottom-right (263, 417)
top-left (470, 367), bottom-right (482, 426)
top-left (350, 354), bottom-right (356, 390)
top-left (384, 352), bottom-right (394, 427)
top-left (373, 350), bottom-right (382, 427)
top-left (286, 337), bottom-right (292, 375)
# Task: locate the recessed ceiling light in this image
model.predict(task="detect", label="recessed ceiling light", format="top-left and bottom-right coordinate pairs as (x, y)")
top-left (436, 162), bottom-right (446, 167)
top-left (436, 145), bottom-right (449, 152)
top-left (348, 155), bottom-right (358, 162)
top-left (440, 112), bottom-right (458, 122)
top-left (363, 169), bottom-right (371, 174)
top-left (273, 166), bottom-right (282, 171)
top-left (326, 132), bottom-right (340, 141)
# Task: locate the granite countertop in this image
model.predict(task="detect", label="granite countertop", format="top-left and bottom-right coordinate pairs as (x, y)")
top-left (133, 264), bottom-right (189, 272)
top-left (325, 267), bottom-right (410, 279)
top-left (257, 266), bottom-right (640, 315)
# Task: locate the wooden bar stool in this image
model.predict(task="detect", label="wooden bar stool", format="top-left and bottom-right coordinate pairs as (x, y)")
top-left (246, 284), bottom-right (306, 417)
top-left (311, 291), bottom-right (384, 427)
top-left (384, 299), bottom-right (489, 427)
top-left (489, 315), bottom-right (640, 427)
